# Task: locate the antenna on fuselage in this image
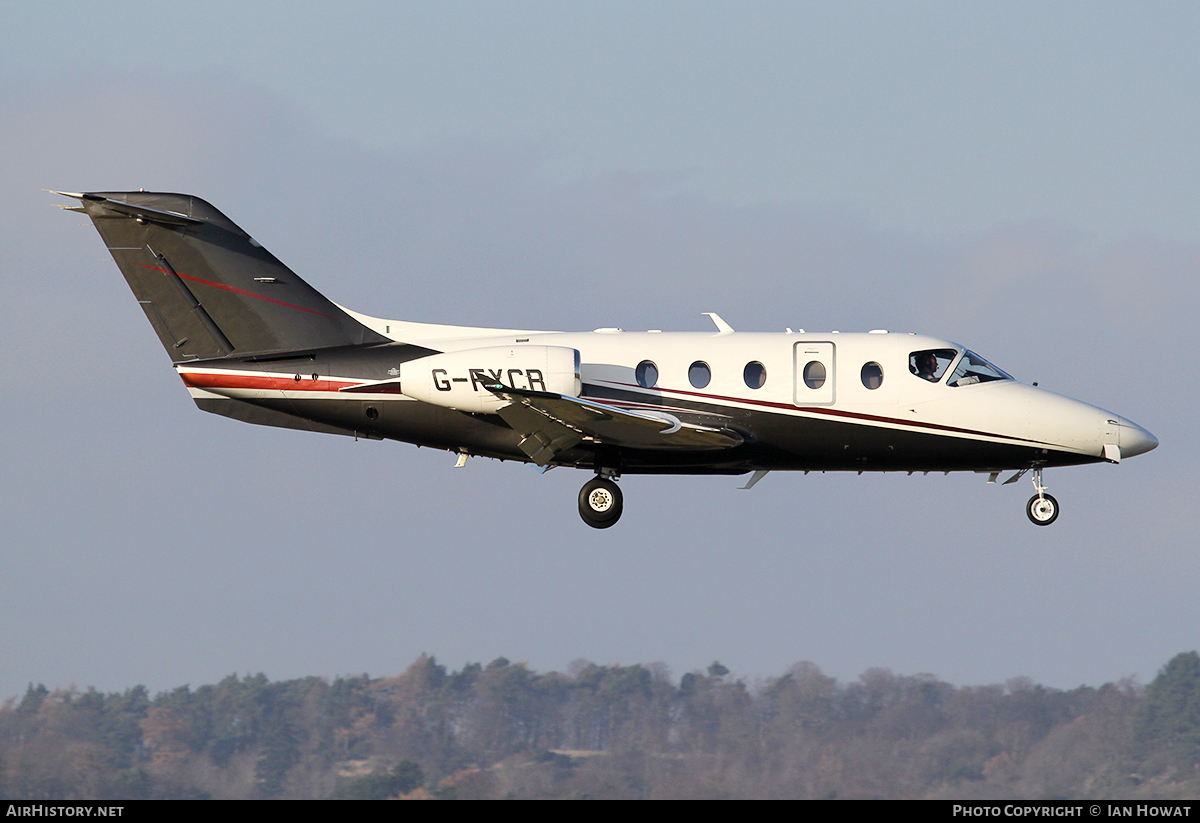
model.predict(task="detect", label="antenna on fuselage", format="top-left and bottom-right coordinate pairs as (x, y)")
top-left (702, 312), bottom-right (734, 334)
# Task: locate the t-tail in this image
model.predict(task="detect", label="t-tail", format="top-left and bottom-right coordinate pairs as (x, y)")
top-left (51, 191), bottom-right (389, 361)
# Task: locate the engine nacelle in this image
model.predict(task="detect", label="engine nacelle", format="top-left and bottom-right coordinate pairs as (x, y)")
top-left (399, 345), bottom-right (581, 413)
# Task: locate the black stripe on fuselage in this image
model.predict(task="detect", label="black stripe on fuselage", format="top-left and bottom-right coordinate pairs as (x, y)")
top-left (577, 383), bottom-right (1098, 472)
top-left (241, 373), bottom-right (1098, 473)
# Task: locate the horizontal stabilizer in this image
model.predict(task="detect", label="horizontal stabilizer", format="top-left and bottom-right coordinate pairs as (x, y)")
top-left (61, 192), bottom-right (204, 226)
top-left (487, 383), bottom-right (743, 466)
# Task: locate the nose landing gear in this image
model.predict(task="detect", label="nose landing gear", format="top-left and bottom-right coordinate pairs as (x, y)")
top-left (579, 475), bottom-right (623, 529)
top-left (1026, 468), bottom-right (1059, 526)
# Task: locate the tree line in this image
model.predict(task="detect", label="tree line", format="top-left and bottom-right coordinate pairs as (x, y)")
top-left (1, 652), bottom-right (1198, 799)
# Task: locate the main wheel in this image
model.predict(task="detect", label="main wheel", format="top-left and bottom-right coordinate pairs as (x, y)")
top-left (579, 477), bottom-right (623, 529)
top-left (1026, 493), bottom-right (1059, 526)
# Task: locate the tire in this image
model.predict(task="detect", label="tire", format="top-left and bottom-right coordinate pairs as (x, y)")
top-left (1026, 493), bottom-right (1059, 526)
top-left (579, 477), bottom-right (623, 529)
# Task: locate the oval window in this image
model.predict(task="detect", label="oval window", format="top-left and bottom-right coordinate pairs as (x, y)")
top-left (803, 361), bottom-right (826, 389)
top-left (743, 361), bottom-right (766, 389)
top-left (861, 362), bottom-right (884, 390)
top-left (688, 361), bottom-right (711, 389)
top-left (635, 360), bottom-right (658, 389)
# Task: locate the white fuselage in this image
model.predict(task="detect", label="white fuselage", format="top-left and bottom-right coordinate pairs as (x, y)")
top-left (181, 310), bottom-right (1156, 474)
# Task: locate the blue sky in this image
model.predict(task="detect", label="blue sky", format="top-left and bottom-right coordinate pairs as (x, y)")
top-left (1, 1), bottom-right (1195, 699)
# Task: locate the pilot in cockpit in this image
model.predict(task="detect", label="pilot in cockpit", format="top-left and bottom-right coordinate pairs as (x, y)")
top-left (913, 351), bottom-right (940, 381)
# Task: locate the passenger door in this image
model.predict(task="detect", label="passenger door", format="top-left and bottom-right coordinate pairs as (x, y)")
top-left (793, 342), bottom-right (835, 405)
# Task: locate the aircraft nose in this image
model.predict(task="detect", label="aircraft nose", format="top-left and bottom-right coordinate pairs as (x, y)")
top-left (1119, 418), bottom-right (1159, 458)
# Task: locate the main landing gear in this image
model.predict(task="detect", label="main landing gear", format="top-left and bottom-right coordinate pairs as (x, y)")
top-left (1026, 468), bottom-right (1059, 526)
top-left (579, 475), bottom-right (623, 529)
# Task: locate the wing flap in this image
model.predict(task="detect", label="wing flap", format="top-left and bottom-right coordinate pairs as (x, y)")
top-left (496, 400), bottom-right (586, 465)
top-left (489, 385), bottom-right (743, 465)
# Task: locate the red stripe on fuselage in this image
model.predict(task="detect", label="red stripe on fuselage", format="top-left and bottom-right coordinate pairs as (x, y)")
top-left (180, 372), bottom-right (360, 393)
top-left (133, 262), bottom-right (336, 318)
top-left (596, 380), bottom-right (1054, 447)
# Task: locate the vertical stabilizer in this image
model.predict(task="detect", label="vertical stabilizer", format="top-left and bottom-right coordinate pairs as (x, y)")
top-left (56, 191), bottom-right (390, 361)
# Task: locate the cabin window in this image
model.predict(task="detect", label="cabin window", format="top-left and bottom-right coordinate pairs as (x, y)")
top-left (689, 361), bottom-right (711, 389)
top-left (861, 362), bottom-right (883, 389)
top-left (743, 361), bottom-right (766, 389)
top-left (947, 351), bottom-right (1013, 387)
top-left (803, 361), bottom-right (826, 389)
top-left (908, 349), bottom-right (957, 382)
top-left (636, 360), bottom-right (659, 389)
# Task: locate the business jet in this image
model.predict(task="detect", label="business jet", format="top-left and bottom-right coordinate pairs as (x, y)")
top-left (52, 190), bottom-right (1158, 529)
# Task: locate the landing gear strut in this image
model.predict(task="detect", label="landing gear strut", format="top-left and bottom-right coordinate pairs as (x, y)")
top-left (579, 476), bottom-right (623, 529)
top-left (1025, 468), bottom-right (1059, 526)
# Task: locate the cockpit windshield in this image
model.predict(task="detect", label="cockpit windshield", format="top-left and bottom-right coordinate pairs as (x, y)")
top-left (908, 349), bottom-right (957, 382)
top-left (947, 351), bottom-right (1013, 387)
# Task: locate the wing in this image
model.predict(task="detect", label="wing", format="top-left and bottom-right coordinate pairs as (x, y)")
top-left (487, 384), bottom-right (743, 466)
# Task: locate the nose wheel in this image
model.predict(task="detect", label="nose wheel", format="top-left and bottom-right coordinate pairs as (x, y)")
top-left (1025, 468), bottom-right (1059, 526)
top-left (579, 477), bottom-right (623, 529)
top-left (1026, 493), bottom-right (1059, 525)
